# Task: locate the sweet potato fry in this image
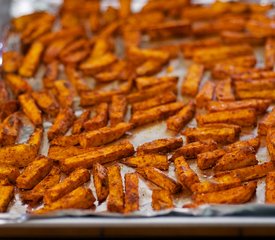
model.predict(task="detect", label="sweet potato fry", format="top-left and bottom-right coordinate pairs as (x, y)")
top-left (107, 164), bottom-right (124, 213)
top-left (225, 137), bottom-right (260, 152)
top-left (171, 140), bottom-right (217, 161)
top-left (135, 76), bottom-right (178, 90)
top-left (181, 63), bottom-right (204, 97)
top-left (183, 127), bottom-right (239, 144)
top-left (236, 89), bottom-right (275, 101)
top-left (197, 123), bottom-right (241, 135)
top-left (42, 61), bottom-right (59, 89)
top-left (50, 134), bottom-right (80, 147)
top-left (0, 100), bottom-right (19, 122)
top-left (265, 171), bottom-right (275, 203)
top-left (92, 163), bottom-right (109, 204)
top-left (232, 71), bottom-right (275, 81)
top-left (19, 93), bottom-right (42, 126)
top-left (196, 109), bottom-right (257, 127)
top-left (207, 99), bottom-right (271, 115)
top-left (167, 100), bottom-right (195, 132)
top-left (64, 66), bottom-right (89, 93)
top-left (136, 59), bottom-right (165, 76)
top-left (174, 156), bottom-right (200, 191)
top-left (4, 74), bottom-right (31, 96)
top-left (33, 187), bottom-right (95, 214)
top-left (0, 165), bottom-right (20, 184)
top-left (84, 103), bottom-right (108, 131)
top-left (44, 168), bottom-right (90, 204)
top-left (72, 110), bottom-right (91, 134)
top-left (265, 38), bottom-right (275, 69)
top-left (19, 41), bottom-right (44, 77)
top-left (221, 31), bottom-right (264, 45)
top-left (193, 181), bottom-right (257, 204)
top-left (124, 173), bottom-right (139, 213)
top-left (137, 137), bottom-right (183, 155)
top-left (54, 80), bottom-right (74, 108)
top-left (195, 81), bottom-right (215, 108)
top-left (130, 102), bottom-right (184, 127)
top-left (60, 140), bottom-right (135, 173)
top-left (0, 186), bottom-right (14, 213)
top-left (215, 78), bottom-right (235, 101)
top-left (119, 0), bottom-right (131, 18)
top-left (123, 154), bottom-right (169, 171)
top-left (16, 156), bottom-right (53, 190)
top-left (109, 95), bottom-right (127, 126)
top-left (2, 51), bottom-right (21, 73)
top-left (267, 128), bottom-right (275, 161)
top-left (258, 108), bottom-right (275, 135)
top-left (152, 189), bottom-right (173, 211)
top-left (137, 167), bottom-right (181, 194)
top-left (47, 108), bottom-right (75, 141)
top-left (197, 149), bottom-right (226, 170)
top-left (234, 78), bottom-right (275, 92)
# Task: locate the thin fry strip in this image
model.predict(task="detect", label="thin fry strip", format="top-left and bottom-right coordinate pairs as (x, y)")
top-left (195, 81), bottom-right (215, 108)
top-left (109, 95), bottom-right (127, 126)
top-left (135, 76), bottom-right (178, 90)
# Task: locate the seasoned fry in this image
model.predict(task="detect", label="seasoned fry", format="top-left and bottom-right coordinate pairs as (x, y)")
top-left (84, 103), bottom-right (108, 131)
top-left (109, 95), bottom-right (127, 126)
top-left (4, 74), bottom-right (31, 96)
top-left (44, 168), bottom-right (90, 204)
top-left (123, 154), bottom-right (169, 170)
top-left (54, 80), bottom-right (74, 108)
top-left (183, 127), bottom-right (239, 144)
top-left (266, 172), bottom-right (275, 203)
top-left (197, 149), bottom-right (226, 170)
top-left (221, 31), bottom-right (264, 45)
top-left (196, 109), bottom-right (257, 127)
top-left (137, 167), bottom-right (181, 194)
top-left (167, 100), bottom-right (195, 132)
top-left (19, 41), bottom-right (44, 77)
top-left (195, 81), bottom-right (215, 108)
top-left (181, 63), bottom-right (204, 97)
top-left (136, 59), bottom-right (165, 76)
top-left (0, 165), bottom-right (20, 184)
top-left (232, 71), bottom-right (275, 81)
top-left (92, 163), bottom-right (109, 204)
top-left (174, 156), bottom-right (200, 191)
top-left (258, 108), bottom-right (275, 135)
top-left (130, 102), bottom-right (184, 127)
top-left (193, 181), bottom-right (257, 204)
top-left (2, 51), bottom-right (21, 73)
top-left (215, 78), bottom-right (235, 101)
top-left (60, 140), bottom-right (135, 173)
top-left (236, 89), bottom-right (275, 101)
top-left (135, 76), bottom-right (178, 90)
top-left (207, 99), bottom-right (271, 114)
top-left (50, 134), bottom-right (80, 147)
top-left (42, 61), bottom-right (59, 89)
top-left (19, 93), bottom-right (42, 126)
top-left (107, 164), bottom-right (124, 213)
top-left (0, 100), bottom-right (19, 122)
top-left (171, 140), bottom-right (217, 161)
top-left (225, 137), bottom-right (260, 152)
top-left (234, 78), bottom-right (275, 92)
top-left (267, 128), bottom-right (275, 161)
top-left (152, 189), bottom-right (173, 211)
top-left (124, 173), bottom-right (139, 213)
top-left (64, 66), bottom-right (89, 93)
top-left (137, 137), bottom-right (183, 155)
top-left (72, 110), bottom-right (90, 134)
top-left (47, 108), bottom-right (75, 141)
top-left (0, 186), bottom-right (14, 213)
top-left (265, 38), bottom-right (275, 69)
top-left (16, 156), bottom-right (53, 190)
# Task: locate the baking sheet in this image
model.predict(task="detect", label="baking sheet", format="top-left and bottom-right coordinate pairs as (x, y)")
top-left (1, 0), bottom-right (275, 224)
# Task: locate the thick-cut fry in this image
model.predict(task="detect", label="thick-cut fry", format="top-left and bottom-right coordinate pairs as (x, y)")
top-left (64, 66), bottom-right (89, 93)
top-left (109, 95), bottom-right (127, 126)
top-left (198, 123), bottom-right (242, 134)
top-left (33, 187), bottom-right (95, 214)
top-left (181, 63), bottom-right (204, 96)
top-left (171, 140), bottom-right (217, 161)
top-left (137, 167), bottom-right (181, 194)
top-left (123, 154), bottom-right (169, 170)
top-left (119, 0), bottom-right (131, 18)
top-left (137, 137), bottom-right (183, 155)
top-left (196, 109), bottom-right (257, 127)
top-left (20, 166), bottom-right (61, 206)
top-left (19, 41), bottom-right (44, 77)
top-left (135, 76), bottom-right (178, 90)
top-left (174, 156), bottom-right (200, 191)
top-left (92, 163), bottom-right (109, 204)
top-left (193, 181), bottom-right (257, 204)
top-left (221, 31), bottom-right (264, 45)
top-left (207, 99), bottom-right (271, 114)
top-left (124, 173), bottom-right (139, 213)
top-left (84, 103), bottom-right (108, 131)
top-left (215, 78), bottom-right (235, 101)
top-left (197, 149), bottom-right (225, 170)
top-left (44, 168), bottom-right (90, 204)
top-left (267, 128), bottom-right (275, 161)
top-left (136, 59), bottom-right (165, 76)
top-left (265, 38), bottom-right (275, 69)
top-left (0, 100), bottom-right (19, 122)
top-left (152, 189), bottom-right (173, 211)
top-left (265, 171), bottom-right (275, 203)
top-left (4, 74), bottom-right (31, 96)
top-left (2, 51), bottom-right (21, 73)
top-left (130, 102), bottom-right (184, 127)
top-left (225, 137), bottom-right (260, 152)
top-left (0, 186), bottom-right (14, 213)
top-left (72, 110), bottom-right (91, 134)
top-left (60, 140), bottom-right (135, 173)
top-left (258, 108), bottom-right (275, 135)
top-left (183, 127), bottom-right (239, 144)
top-left (16, 156), bottom-right (53, 190)
top-left (47, 108), bottom-right (75, 141)
top-left (80, 122), bottom-right (132, 148)
top-left (232, 71), bottom-right (275, 81)
top-left (236, 89), bottom-right (275, 101)
top-left (234, 78), bottom-right (275, 92)
top-left (107, 164), bottom-right (124, 213)
top-left (167, 100), bottom-right (195, 132)
top-left (19, 93), bottom-right (42, 126)
top-left (54, 80), bottom-right (74, 108)
top-left (50, 134), bottom-right (80, 147)
top-left (0, 165), bottom-right (20, 184)
top-left (195, 81), bottom-right (215, 108)
top-left (42, 61), bottom-right (59, 89)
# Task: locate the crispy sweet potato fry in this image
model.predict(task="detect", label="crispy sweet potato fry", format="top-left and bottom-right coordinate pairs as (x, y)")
top-left (19, 93), bottom-right (42, 126)
top-left (4, 74), bottom-right (31, 96)
top-left (119, 0), bottom-right (131, 18)
top-left (197, 149), bottom-right (226, 170)
top-left (234, 78), bottom-right (275, 92)
top-left (258, 108), bottom-right (275, 135)
top-left (0, 186), bottom-right (14, 213)
top-left (2, 51), bottom-right (22, 73)
top-left (93, 163), bottom-right (109, 204)
top-left (198, 122), bottom-right (242, 135)
top-left (64, 66), bottom-right (89, 93)
top-left (167, 100), bottom-right (195, 132)
top-left (225, 137), bottom-right (260, 152)
top-left (135, 76), bottom-right (178, 90)
top-left (193, 181), bottom-right (257, 204)
top-left (50, 134), bottom-right (80, 147)
top-left (109, 95), bottom-right (127, 126)
top-left (84, 103), bottom-right (108, 131)
top-left (171, 140), bottom-right (217, 161)
top-left (137, 137), bottom-right (183, 155)
top-left (232, 71), bottom-right (275, 81)
top-left (215, 78), bottom-right (235, 101)
top-left (0, 165), bottom-right (20, 184)
top-left (0, 100), bottom-right (19, 122)
top-left (267, 128), bottom-right (275, 161)
top-left (137, 167), bottom-right (181, 194)
top-left (221, 31), bottom-right (264, 45)
top-left (181, 63), bottom-right (204, 97)
top-left (107, 164), bottom-right (124, 213)
top-left (42, 61), bottom-right (59, 89)
top-left (196, 109), bottom-right (257, 127)
top-left (265, 38), bottom-right (275, 69)
top-left (124, 173), bottom-right (139, 213)
top-left (152, 189), bottom-right (173, 211)
top-left (123, 154), bottom-right (169, 170)
top-left (72, 110), bottom-right (91, 134)
top-left (195, 81), bottom-right (215, 108)
top-left (60, 140), bottom-right (135, 173)
top-left (136, 59), bottom-right (166, 77)
top-left (236, 89), bottom-right (275, 101)
top-left (174, 156), bottom-right (200, 191)
top-left (44, 168), bottom-right (90, 204)
top-left (54, 80), bottom-right (74, 108)
top-left (265, 171), bottom-right (275, 203)
top-left (19, 41), bottom-right (44, 77)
